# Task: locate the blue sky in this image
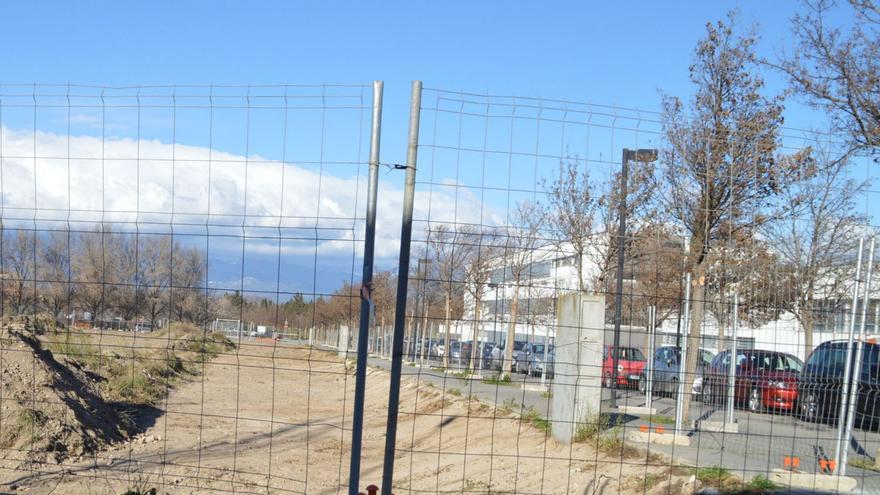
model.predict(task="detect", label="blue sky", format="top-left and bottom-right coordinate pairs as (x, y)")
top-left (0, 1), bottom-right (866, 300)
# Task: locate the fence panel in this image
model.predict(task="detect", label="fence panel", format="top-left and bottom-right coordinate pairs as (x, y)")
top-left (379, 83), bottom-right (880, 494)
top-left (0, 83), bottom-right (380, 495)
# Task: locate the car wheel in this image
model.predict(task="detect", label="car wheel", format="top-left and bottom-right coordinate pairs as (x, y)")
top-left (748, 388), bottom-right (764, 413)
top-left (527, 362), bottom-right (534, 377)
top-left (638, 374), bottom-right (646, 394)
top-left (799, 391), bottom-right (820, 423)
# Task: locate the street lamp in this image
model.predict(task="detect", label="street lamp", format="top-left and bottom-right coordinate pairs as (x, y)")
top-left (610, 148), bottom-right (658, 409)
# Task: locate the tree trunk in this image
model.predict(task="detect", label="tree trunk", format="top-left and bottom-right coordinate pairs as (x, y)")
top-left (444, 295), bottom-right (451, 369)
top-left (469, 295), bottom-right (482, 372)
top-left (503, 284), bottom-right (520, 379)
top-left (680, 262), bottom-right (706, 427)
top-left (803, 312), bottom-right (814, 359)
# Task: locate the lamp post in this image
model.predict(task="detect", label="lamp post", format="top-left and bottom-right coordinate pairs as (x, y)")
top-left (610, 148), bottom-right (658, 409)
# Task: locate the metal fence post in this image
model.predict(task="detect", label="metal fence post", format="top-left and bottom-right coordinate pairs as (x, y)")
top-left (646, 305), bottom-right (655, 411)
top-left (675, 274), bottom-right (691, 434)
top-left (381, 80), bottom-right (422, 495)
top-left (348, 80), bottom-right (383, 495)
top-left (835, 237), bottom-right (864, 471)
top-left (841, 236), bottom-right (874, 476)
top-left (726, 294), bottom-right (738, 425)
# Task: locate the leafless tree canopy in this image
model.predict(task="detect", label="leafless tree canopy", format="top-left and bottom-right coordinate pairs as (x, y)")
top-left (779, 0), bottom-right (880, 152)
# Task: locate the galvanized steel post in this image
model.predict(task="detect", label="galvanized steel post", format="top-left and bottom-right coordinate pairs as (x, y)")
top-left (381, 80), bottom-right (422, 495)
top-left (835, 237), bottom-right (864, 471)
top-left (841, 237), bottom-right (875, 476)
top-left (725, 294), bottom-right (738, 425)
top-left (646, 305), bottom-right (656, 411)
top-left (675, 273), bottom-right (691, 434)
top-left (348, 80), bottom-right (384, 495)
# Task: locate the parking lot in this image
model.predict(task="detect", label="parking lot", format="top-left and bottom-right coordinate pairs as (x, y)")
top-left (359, 350), bottom-right (880, 493)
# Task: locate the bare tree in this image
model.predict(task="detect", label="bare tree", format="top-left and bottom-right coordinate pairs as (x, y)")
top-left (141, 236), bottom-right (172, 329)
top-left (501, 202), bottom-right (545, 378)
top-left (427, 224), bottom-right (471, 368)
top-left (777, 0), bottom-right (880, 152)
top-left (764, 145), bottom-right (869, 351)
top-left (2, 229), bottom-right (36, 315)
top-left (544, 158), bottom-right (597, 291)
top-left (460, 229), bottom-right (498, 370)
top-left (590, 156), bottom-right (657, 306)
top-left (111, 233), bottom-right (141, 322)
top-left (38, 230), bottom-right (74, 319)
top-left (73, 227), bottom-right (115, 323)
top-left (660, 15), bottom-right (804, 422)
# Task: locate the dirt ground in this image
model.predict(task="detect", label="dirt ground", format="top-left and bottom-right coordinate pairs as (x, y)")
top-left (1, 330), bottom-right (687, 495)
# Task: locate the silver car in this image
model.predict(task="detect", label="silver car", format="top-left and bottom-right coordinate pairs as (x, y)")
top-left (648, 346), bottom-right (714, 397)
top-left (517, 343), bottom-right (554, 377)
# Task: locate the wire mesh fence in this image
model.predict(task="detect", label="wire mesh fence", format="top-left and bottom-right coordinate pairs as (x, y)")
top-left (1, 79), bottom-right (880, 495)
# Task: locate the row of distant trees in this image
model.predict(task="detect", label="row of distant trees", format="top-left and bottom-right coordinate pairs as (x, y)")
top-left (0, 228), bottom-right (208, 327)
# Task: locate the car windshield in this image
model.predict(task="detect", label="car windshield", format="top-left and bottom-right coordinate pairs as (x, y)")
top-left (749, 352), bottom-right (802, 372)
top-left (513, 342), bottom-right (527, 351)
top-left (532, 344), bottom-right (546, 354)
top-left (615, 347), bottom-right (645, 361)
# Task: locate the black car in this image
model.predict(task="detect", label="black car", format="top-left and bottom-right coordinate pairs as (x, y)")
top-left (797, 339), bottom-right (880, 429)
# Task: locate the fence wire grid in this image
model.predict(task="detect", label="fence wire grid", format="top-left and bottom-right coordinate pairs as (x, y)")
top-left (0, 81), bottom-right (879, 495)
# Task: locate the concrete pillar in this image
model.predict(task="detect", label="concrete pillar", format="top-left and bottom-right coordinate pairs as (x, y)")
top-left (338, 325), bottom-right (350, 359)
top-left (551, 293), bottom-right (605, 444)
top-left (308, 327), bottom-right (314, 346)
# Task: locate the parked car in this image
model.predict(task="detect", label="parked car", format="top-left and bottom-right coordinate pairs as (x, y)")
top-left (518, 343), bottom-right (554, 377)
top-left (648, 346), bottom-right (715, 397)
top-left (602, 346), bottom-right (647, 388)
top-left (449, 341), bottom-right (474, 366)
top-left (797, 339), bottom-right (880, 429)
top-left (490, 340), bottom-right (528, 372)
top-left (480, 342), bottom-right (497, 370)
top-left (704, 349), bottom-right (803, 413)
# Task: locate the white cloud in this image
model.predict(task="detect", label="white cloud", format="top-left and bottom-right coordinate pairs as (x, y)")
top-left (0, 127), bottom-right (501, 261)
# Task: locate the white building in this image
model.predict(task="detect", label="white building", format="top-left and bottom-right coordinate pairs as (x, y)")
top-left (456, 236), bottom-right (878, 361)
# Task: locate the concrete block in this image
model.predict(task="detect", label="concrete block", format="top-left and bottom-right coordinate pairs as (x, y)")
top-left (617, 405), bottom-right (656, 415)
top-left (626, 429), bottom-right (691, 446)
top-left (698, 421), bottom-right (738, 433)
top-left (769, 469), bottom-right (857, 493)
top-left (521, 383), bottom-right (548, 393)
top-left (550, 293), bottom-right (605, 444)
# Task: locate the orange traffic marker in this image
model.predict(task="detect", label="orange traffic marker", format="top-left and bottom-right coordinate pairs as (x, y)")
top-left (783, 456), bottom-right (800, 470)
top-left (655, 426), bottom-right (665, 434)
top-left (639, 425), bottom-right (649, 433)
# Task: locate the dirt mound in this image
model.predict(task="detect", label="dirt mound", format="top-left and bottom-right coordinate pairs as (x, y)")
top-left (0, 317), bottom-right (129, 466)
top-left (0, 317), bottom-right (235, 469)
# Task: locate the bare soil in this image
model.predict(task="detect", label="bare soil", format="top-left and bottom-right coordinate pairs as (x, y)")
top-left (0, 324), bottom-right (689, 495)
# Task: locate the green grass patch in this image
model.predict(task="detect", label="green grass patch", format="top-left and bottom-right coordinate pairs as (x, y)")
top-left (646, 414), bottom-right (676, 425)
top-left (745, 474), bottom-right (778, 492)
top-left (451, 370), bottom-right (472, 380)
top-left (47, 333), bottom-right (103, 368)
top-left (0, 408), bottom-right (47, 447)
top-left (521, 407), bottom-right (551, 432)
top-left (850, 457), bottom-right (880, 473)
top-left (497, 398), bottom-right (519, 415)
top-left (694, 466), bottom-right (733, 485)
top-left (637, 473), bottom-right (668, 490)
top-left (482, 373), bottom-right (512, 386)
top-left (107, 370), bottom-right (166, 405)
top-left (541, 390), bottom-right (553, 399)
top-left (573, 411), bottom-right (612, 443)
top-left (446, 387), bottom-right (462, 397)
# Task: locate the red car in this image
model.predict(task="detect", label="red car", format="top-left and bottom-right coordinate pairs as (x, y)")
top-left (704, 349), bottom-right (803, 413)
top-left (602, 346), bottom-right (647, 388)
